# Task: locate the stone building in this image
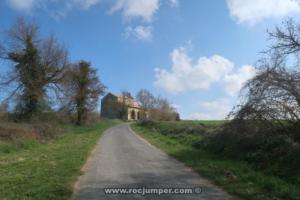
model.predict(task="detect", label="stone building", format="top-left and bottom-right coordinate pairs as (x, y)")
top-left (101, 93), bottom-right (142, 120)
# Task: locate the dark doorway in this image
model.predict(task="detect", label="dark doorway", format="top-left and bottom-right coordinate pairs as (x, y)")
top-left (137, 111), bottom-right (140, 120)
top-left (130, 110), bottom-right (135, 120)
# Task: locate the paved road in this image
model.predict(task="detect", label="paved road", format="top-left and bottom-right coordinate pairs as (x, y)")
top-left (73, 123), bottom-right (239, 200)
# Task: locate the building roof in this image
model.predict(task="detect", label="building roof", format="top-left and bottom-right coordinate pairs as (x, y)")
top-left (105, 92), bottom-right (141, 108)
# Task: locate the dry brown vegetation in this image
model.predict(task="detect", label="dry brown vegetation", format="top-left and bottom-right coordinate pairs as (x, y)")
top-left (136, 89), bottom-right (180, 121)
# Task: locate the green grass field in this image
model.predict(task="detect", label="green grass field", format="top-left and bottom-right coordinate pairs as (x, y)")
top-left (182, 120), bottom-right (226, 126)
top-left (131, 122), bottom-right (300, 200)
top-left (0, 119), bottom-right (120, 200)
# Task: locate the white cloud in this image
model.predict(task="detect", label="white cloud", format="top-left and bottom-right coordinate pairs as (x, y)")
top-left (170, 104), bottom-right (180, 110)
top-left (224, 65), bottom-right (256, 96)
top-left (125, 26), bottom-right (153, 41)
top-left (7, 0), bottom-right (174, 22)
top-left (227, 0), bottom-right (300, 25)
top-left (7, 0), bottom-right (35, 11)
top-left (168, 0), bottom-right (178, 7)
top-left (109, 0), bottom-right (160, 22)
top-left (154, 46), bottom-right (255, 95)
top-left (70, 0), bottom-right (101, 10)
top-left (6, 0), bottom-right (176, 41)
top-left (190, 98), bottom-right (232, 120)
top-left (7, 0), bottom-right (101, 12)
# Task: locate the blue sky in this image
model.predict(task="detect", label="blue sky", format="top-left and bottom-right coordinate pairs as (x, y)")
top-left (1, 0), bottom-right (300, 119)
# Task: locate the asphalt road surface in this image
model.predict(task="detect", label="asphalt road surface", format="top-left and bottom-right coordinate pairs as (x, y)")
top-left (73, 123), bottom-right (239, 200)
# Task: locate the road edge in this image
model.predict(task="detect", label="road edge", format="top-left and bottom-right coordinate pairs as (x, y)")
top-left (71, 123), bottom-right (122, 200)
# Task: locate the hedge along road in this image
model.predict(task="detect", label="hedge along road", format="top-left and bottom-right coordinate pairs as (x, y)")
top-left (73, 123), bottom-right (239, 200)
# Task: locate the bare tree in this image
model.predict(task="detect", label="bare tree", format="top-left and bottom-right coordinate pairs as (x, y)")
top-left (0, 18), bottom-right (68, 119)
top-left (268, 19), bottom-right (300, 55)
top-left (136, 89), bottom-right (179, 121)
top-left (230, 19), bottom-right (300, 137)
top-left (136, 89), bottom-right (156, 109)
top-left (151, 97), bottom-right (178, 121)
top-left (122, 90), bottom-right (133, 99)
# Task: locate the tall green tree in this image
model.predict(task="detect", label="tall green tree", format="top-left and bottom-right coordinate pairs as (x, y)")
top-left (63, 61), bottom-right (106, 125)
top-left (9, 36), bottom-right (43, 117)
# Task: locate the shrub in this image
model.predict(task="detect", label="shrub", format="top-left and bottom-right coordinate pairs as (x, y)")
top-left (0, 112), bottom-right (67, 141)
top-left (138, 120), bottom-right (208, 135)
top-left (204, 121), bottom-right (300, 184)
top-left (0, 121), bottom-right (36, 141)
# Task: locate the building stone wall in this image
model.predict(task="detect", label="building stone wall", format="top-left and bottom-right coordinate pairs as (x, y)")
top-left (101, 93), bottom-right (142, 120)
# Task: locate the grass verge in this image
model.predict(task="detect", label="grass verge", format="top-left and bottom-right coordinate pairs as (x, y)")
top-left (131, 123), bottom-right (300, 200)
top-left (0, 119), bottom-right (120, 200)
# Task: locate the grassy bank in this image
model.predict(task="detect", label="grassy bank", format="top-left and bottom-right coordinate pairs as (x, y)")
top-left (131, 121), bottom-right (300, 200)
top-left (0, 119), bottom-right (120, 200)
